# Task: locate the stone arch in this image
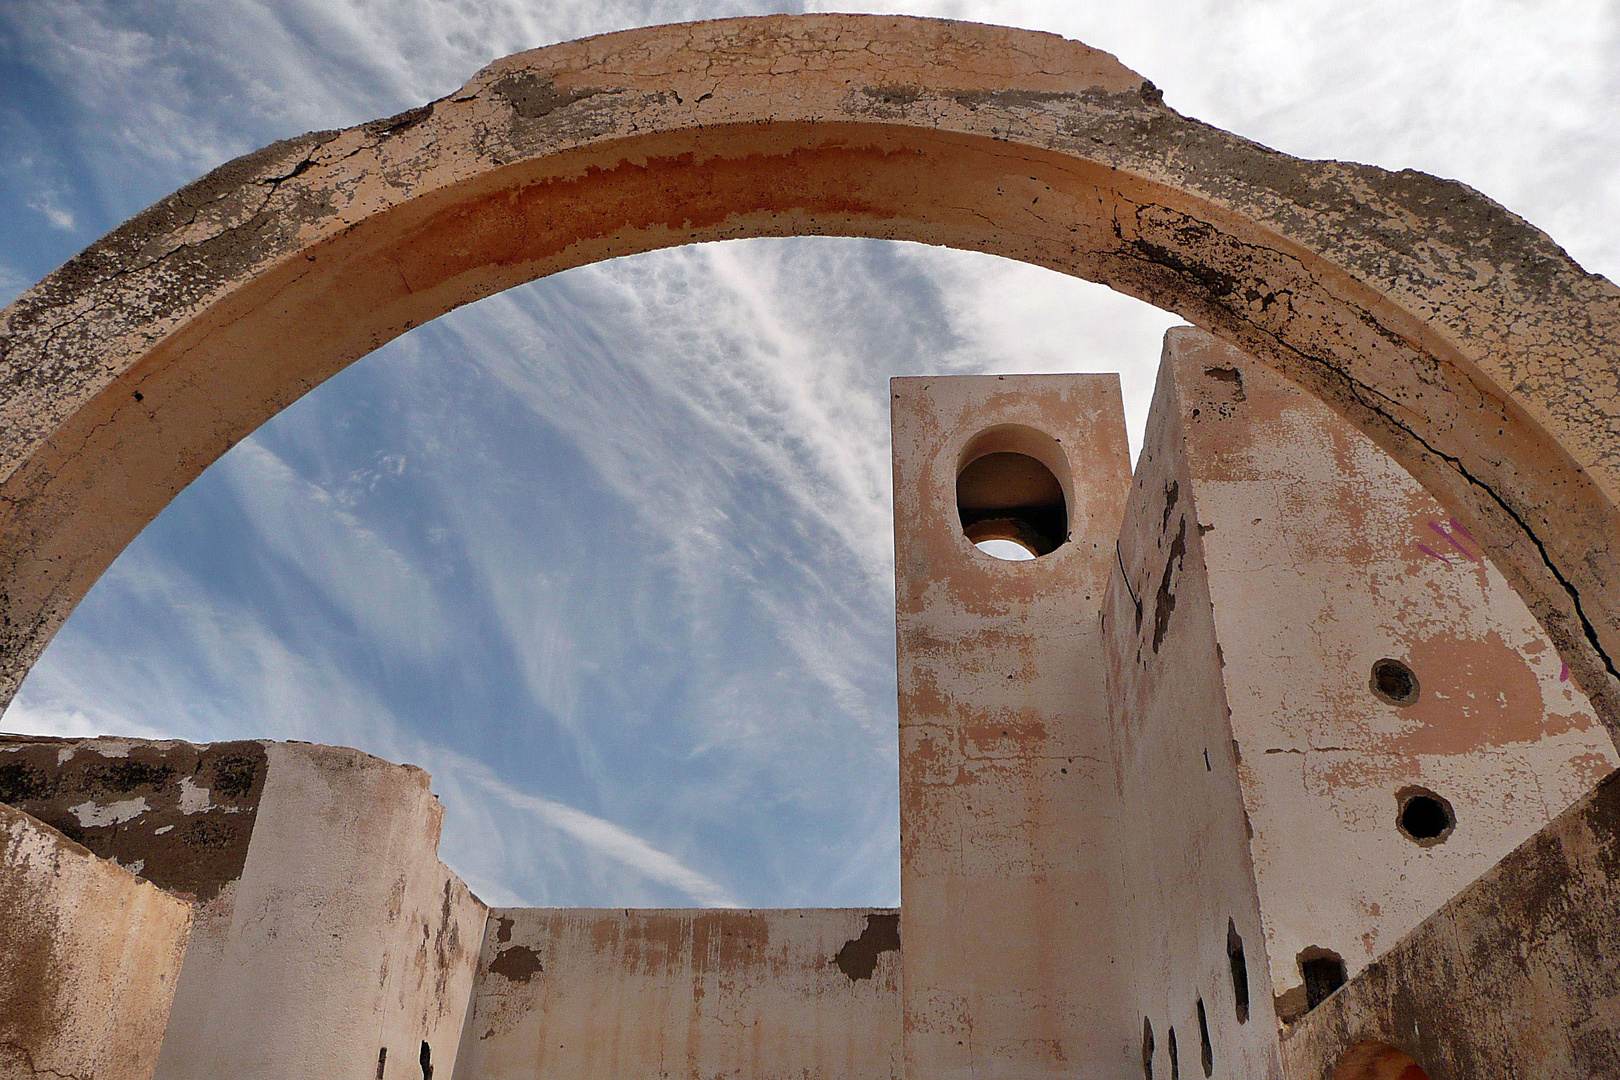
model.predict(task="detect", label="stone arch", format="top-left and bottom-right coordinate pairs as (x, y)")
top-left (3, 14), bottom-right (1620, 728)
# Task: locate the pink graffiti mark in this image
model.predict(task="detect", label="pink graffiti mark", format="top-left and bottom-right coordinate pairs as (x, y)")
top-left (1561, 660), bottom-right (1571, 683)
top-left (1428, 519), bottom-right (1483, 562)
top-left (1416, 543), bottom-right (1451, 565)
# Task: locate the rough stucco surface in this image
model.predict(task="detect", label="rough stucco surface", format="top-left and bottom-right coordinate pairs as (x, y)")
top-left (0, 735), bottom-right (268, 900)
top-left (892, 373), bottom-right (1134, 1078)
top-left (1281, 766), bottom-right (1620, 1079)
top-left (151, 741), bottom-right (486, 1080)
top-left (1103, 346), bottom-right (1285, 1080)
top-left (1159, 328), bottom-right (1620, 1018)
top-left (4, 14), bottom-right (1620, 754)
top-left (0, 801), bottom-right (191, 1080)
top-left (453, 907), bottom-right (902, 1079)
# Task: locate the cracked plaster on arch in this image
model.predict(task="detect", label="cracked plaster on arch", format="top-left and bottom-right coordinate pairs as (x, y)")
top-left (2, 13), bottom-right (1620, 742)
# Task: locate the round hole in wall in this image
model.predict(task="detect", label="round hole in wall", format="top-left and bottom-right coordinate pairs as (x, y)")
top-left (1369, 658), bottom-right (1420, 706)
top-left (1396, 787), bottom-right (1455, 845)
top-left (956, 425), bottom-right (1071, 560)
top-left (1331, 1042), bottom-right (1432, 1080)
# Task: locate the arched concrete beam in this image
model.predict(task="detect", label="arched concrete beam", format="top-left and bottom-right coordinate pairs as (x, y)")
top-left (3, 15), bottom-right (1620, 727)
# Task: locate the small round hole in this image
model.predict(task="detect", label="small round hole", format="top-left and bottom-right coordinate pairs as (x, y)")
top-left (1370, 658), bottom-right (1419, 706)
top-left (1396, 788), bottom-right (1454, 845)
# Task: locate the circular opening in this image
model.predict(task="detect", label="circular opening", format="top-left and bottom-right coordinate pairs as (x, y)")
top-left (1396, 787), bottom-right (1455, 845)
top-left (1370, 658), bottom-right (1420, 706)
top-left (1331, 1042), bottom-right (1433, 1080)
top-left (956, 431), bottom-right (1070, 560)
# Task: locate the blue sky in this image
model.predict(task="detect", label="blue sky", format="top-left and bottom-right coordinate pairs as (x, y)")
top-left (2, 0), bottom-right (1616, 908)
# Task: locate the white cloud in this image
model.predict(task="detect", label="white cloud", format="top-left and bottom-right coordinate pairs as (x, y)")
top-left (470, 769), bottom-right (739, 907)
top-left (4, 0), bottom-right (1616, 915)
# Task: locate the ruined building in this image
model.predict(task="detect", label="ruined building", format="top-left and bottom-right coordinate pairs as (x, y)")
top-left (4, 15), bottom-right (1620, 1080)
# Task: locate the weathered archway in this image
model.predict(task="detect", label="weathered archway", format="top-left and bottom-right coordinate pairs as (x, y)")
top-left (3, 13), bottom-right (1620, 733)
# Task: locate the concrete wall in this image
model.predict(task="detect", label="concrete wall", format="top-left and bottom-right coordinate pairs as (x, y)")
top-left (453, 907), bottom-right (901, 1079)
top-left (0, 800), bottom-right (191, 1080)
top-left (0, 737), bottom-right (486, 1080)
top-left (0, 735), bottom-right (269, 899)
top-left (890, 373), bottom-right (1136, 1079)
top-left (1281, 766), bottom-right (1620, 1079)
top-left (1158, 328), bottom-right (1619, 1023)
top-left (1103, 347), bottom-right (1285, 1080)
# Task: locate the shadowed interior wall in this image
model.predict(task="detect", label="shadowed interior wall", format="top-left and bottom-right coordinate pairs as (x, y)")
top-left (1103, 342), bottom-right (1286, 1080)
top-left (0, 801), bottom-right (192, 1080)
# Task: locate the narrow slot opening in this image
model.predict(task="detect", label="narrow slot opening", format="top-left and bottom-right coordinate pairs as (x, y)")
top-left (1226, 919), bottom-right (1250, 1024)
top-left (1196, 998), bottom-right (1213, 1077)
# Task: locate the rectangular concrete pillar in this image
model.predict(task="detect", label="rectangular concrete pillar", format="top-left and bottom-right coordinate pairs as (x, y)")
top-left (0, 801), bottom-right (192, 1080)
top-left (452, 907), bottom-right (902, 1079)
top-left (890, 373), bottom-right (1135, 1080)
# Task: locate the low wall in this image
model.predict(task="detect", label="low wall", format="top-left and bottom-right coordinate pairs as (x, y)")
top-left (453, 907), bottom-right (902, 1080)
top-left (0, 801), bottom-right (192, 1080)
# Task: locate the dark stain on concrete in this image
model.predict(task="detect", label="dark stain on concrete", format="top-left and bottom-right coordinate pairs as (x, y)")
top-left (364, 103), bottom-right (434, 138)
top-left (1204, 366), bottom-right (1246, 401)
top-left (0, 736), bottom-right (268, 901)
top-left (489, 945), bottom-right (543, 983)
top-left (495, 915), bottom-right (514, 943)
top-left (863, 85), bottom-right (923, 107)
top-left (491, 73), bottom-right (604, 119)
top-left (832, 913), bottom-right (900, 981)
top-left (0, 805), bottom-right (69, 1060)
top-left (1161, 479), bottom-right (1179, 534)
top-left (1152, 517), bottom-right (1187, 654)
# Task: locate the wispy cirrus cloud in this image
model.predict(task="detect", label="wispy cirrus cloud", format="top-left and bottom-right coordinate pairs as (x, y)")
top-left (3, 0), bottom-right (1616, 914)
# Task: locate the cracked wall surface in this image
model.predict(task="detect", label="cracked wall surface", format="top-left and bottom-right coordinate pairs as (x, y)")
top-left (1281, 766), bottom-right (1620, 1078)
top-left (3, 14), bottom-right (1620, 747)
top-left (1156, 329), bottom-right (1620, 1024)
top-left (4, 16), bottom-right (1620, 1080)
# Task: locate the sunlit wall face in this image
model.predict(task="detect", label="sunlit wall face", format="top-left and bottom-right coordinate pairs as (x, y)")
top-left (1, 0), bottom-right (1614, 910)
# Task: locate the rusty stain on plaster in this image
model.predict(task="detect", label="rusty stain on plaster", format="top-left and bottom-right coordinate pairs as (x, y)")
top-left (832, 914), bottom-right (900, 982)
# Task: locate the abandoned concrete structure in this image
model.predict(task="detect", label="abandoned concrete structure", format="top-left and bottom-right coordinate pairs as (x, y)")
top-left (4, 13), bottom-right (1620, 1080)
